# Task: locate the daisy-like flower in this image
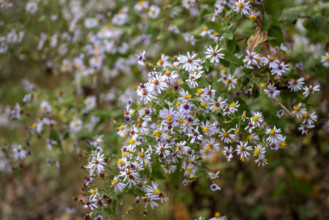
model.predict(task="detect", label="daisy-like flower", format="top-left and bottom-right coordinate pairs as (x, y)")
top-left (136, 51), bottom-right (146, 66)
top-left (243, 50), bottom-right (260, 68)
top-left (222, 74), bottom-right (237, 90)
top-left (178, 52), bottom-right (201, 71)
top-left (157, 54), bottom-right (171, 67)
top-left (208, 171), bottom-right (220, 180)
top-left (223, 146), bottom-right (233, 161)
top-left (250, 111), bottom-right (263, 127)
top-left (163, 70), bottom-right (178, 84)
top-left (187, 70), bottom-right (202, 88)
top-left (277, 109), bottom-right (284, 118)
top-left (201, 120), bottom-right (216, 136)
top-left (40, 100), bottom-right (51, 113)
top-left (26, 2), bottom-right (38, 14)
top-left (298, 124), bottom-right (315, 135)
top-left (261, 55), bottom-right (279, 69)
top-left (247, 10), bottom-right (260, 21)
top-left (253, 144), bottom-right (266, 158)
top-left (266, 126), bottom-right (283, 143)
top-left (12, 145), bottom-right (27, 160)
top-left (200, 26), bottom-right (213, 37)
top-left (321, 52), bottom-right (329, 67)
top-left (143, 197), bottom-right (159, 209)
top-left (210, 183), bottom-right (221, 191)
top-left (70, 119), bottom-right (83, 133)
top-left (148, 5), bottom-right (160, 19)
top-left (236, 141), bottom-right (252, 161)
top-left (255, 156), bottom-right (268, 166)
top-left (205, 45), bottom-right (224, 64)
top-left (188, 127), bottom-right (203, 143)
top-left (149, 74), bottom-right (168, 94)
top-left (84, 96), bottom-right (96, 111)
top-left (292, 103), bottom-right (307, 118)
top-left (264, 83), bottom-right (280, 99)
top-left (178, 89), bottom-right (193, 102)
top-left (288, 77), bottom-right (305, 92)
top-left (86, 153), bottom-right (106, 175)
top-left (302, 84), bottom-right (320, 97)
top-left (210, 212), bottom-right (225, 220)
top-left (137, 84), bottom-right (155, 103)
top-left (218, 128), bottom-right (235, 144)
top-left (302, 112), bottom-right (317, 125)
top-left (271, 62), bottom-right (289, 76)
top-left (234, 0), bottom-right (251, 15)
top-left (145, 182), bottom-right (161, 199)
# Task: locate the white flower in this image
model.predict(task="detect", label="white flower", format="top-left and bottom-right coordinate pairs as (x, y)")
top-left (70, 119), bottom-right (83, 133)
top-left (223, 146), bottom-right (233, 161)
top-left (236, 141), bottom-right (252, 160)
top-left (288, 78), bottom-right (304, 92)
top-left (264, 83), bottom-right (280, 99)
top-left (148, 5), bottom-right (160, 19)
top-left (205, 45), bottom-right (224, 64)
top-left (234, 0), bottom-right (251, 15)
top-left (85, 96), bottom-right (96, 111)
top-left (12, 145), bottom-right (27, 160)
top-left (321, 52), bottom-right (329, 67)
top-left (210, 183), bottom-right (221, 191)
top-left (271, 62), bottom-right (289, 76)
top-left (302, 112), bottom-right (317, 125)
top-left (266, 126), bottom-right (283, 143)
top-left (298, 124), bottom-right (315, 135)
top-left (136, 51), bottom-right (146, 66)
top-left (243, 50), bottom-right (260, 68)
top-left (302, 84), bottom-right (320, 97)
top-left (26, 2), bottom-right (38, 14)
top-left (261, 55), bottom-right (279, 69)
top-left (40, 101), bottom-right (51, 113)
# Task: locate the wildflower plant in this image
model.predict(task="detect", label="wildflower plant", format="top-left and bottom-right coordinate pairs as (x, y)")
top-left (1, 0), bottom-right (329, 219)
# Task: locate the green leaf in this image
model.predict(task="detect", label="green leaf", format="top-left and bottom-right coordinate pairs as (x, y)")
top-left (221, 49), bottom-right (243, 66)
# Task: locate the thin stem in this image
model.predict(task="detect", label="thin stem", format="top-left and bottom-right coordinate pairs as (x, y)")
top-left (274, 97), bottom-right (295, 118)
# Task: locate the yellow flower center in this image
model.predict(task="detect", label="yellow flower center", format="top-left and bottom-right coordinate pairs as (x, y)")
top-left (129, 139), bottom-right (135, 145)
top-left (237, 3), bottom-right (243, 8)
top-left (203, 126), bottom-right (209, 132)
top-left (326, 55), bottom-right (329, 61)
top-left (155, 131), bottom-right (161, 138)
top-left (215, 212), bottom-right (221, 218)
top-left (250, 14), bottom-right (256, 20)
top-left (32, 123), bottom-right (37, 129)
top-left (223, 132), bottom-right (228, 138)
top-left (254, 148), bottom-right (260, 155)
top-left (185, 94), bottom-right (191, 100)
top-left (119, 125), bottom-right (124, 130)
top-left (253, 115), bottom-right (259, 121)
top-left (294, 106), bottom-right (301, 112)
top-left (140, 152), bottom-right (145, 157)
top-left (154, 189), bottom-right (160, 194)
top-left (269, 129), bottom-right (275, 136)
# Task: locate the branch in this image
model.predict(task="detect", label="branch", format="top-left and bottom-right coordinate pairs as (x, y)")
top-left (274, 98), bottom-right (295, 119)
